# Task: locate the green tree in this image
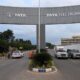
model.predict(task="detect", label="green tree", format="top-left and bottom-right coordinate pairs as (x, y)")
top-left (0, 39), bottom-right (9, 53)
top-left (0, 29), bottom-right (14, 42)
top-left (46, 42), bottom-right (55, 49)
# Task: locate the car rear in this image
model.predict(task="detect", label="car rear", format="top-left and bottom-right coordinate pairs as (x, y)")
top-left (11, 51), bottom-right (22, 58)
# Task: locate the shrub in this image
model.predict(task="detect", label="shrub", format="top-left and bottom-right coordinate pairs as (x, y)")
top-left (31, 51), bottom-right (53, 68)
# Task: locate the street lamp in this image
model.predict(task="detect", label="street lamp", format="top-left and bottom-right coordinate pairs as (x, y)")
top-left (38, 0), bottom-right (41, 53)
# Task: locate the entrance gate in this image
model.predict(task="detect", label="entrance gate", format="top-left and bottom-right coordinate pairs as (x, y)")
top-left (0, 5), bottom-right (80, 49)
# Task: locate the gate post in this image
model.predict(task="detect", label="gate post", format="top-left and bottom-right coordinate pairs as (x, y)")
top-left (36, 24), bottom-right (45, 50)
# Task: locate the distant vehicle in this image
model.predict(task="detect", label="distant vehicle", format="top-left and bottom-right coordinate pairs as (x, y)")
top-left (55, 46), bottom-right (64, 51)
top-left (67, 49), bottom-right (80, 58)
top-left (55, 49), bottom-right (68, 58)
top-left (11, 50), bottom-right (23, 58)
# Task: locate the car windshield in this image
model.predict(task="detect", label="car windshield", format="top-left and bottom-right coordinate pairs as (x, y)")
top-left (57, 50), bottom-right (66, 52)
top-left (13, 51), bottom-right (20, 53)
top-left (72, 50), bottom-right (80, 53)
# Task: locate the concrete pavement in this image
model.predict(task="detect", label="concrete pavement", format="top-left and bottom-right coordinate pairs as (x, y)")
top-left (0, 50), bottom-right (80, 80)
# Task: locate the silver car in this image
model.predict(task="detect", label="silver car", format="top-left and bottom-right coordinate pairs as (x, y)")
top-left (70, 49), bottom-right (80, 58)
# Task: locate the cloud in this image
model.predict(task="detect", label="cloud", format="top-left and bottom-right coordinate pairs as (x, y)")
top-left (1, 24), bottom-right (80, 45)
top-left (0, 0), bottom-right (80, 7)
top-left (0, 0), bottom-right (80, 44)
top-left (0, 0), bottom-right (29, 7)
top-left (0, 24), bottom-right (36, 44)
top-left (46, 24), bottom-right (80, 44)
top-left (31, 0), bottom-right (80, 7)
top-left (0, 24), bottom-right (35, 34)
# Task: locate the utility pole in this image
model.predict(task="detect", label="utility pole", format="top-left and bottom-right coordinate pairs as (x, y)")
top-left (38, 0), bottom-right (41, 53)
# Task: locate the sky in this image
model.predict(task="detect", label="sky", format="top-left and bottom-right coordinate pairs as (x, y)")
top-left (0, 0), bottom-right (80, 45)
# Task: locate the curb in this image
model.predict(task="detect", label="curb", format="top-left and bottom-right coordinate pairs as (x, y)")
top-left (32, 68), bottom-right (52, 72)
top-left (27, 66), bottom-right (58, 74)
top-left (32, 66), bottom-right (57, 73)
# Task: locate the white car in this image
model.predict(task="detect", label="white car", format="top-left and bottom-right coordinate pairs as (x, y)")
top-left (69, 49), bottom-right (80, 58)
top-left (11, 51), bottom-right (23, 58)
top-left (55, 49), bottom-right (68, 58)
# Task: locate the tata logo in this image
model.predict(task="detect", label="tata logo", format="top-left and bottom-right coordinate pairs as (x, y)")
top-left (46, 13), bottom-right (67, 17)
top-left (47, 13), bottom-right (58, 17)
top-left (46, 12), bottom-right (80, 17)
top-left (15, 13), bottom-right (27, 17)
top-left (8, 13), bottom-right (27, 17)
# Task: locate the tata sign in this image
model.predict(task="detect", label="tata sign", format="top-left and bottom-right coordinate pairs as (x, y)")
top-left (8, 13), bottom-right (27, 17)
top-left (47, 12), bottom-right (80, 17)
top-left (0, 5), bottom-right (80, 25)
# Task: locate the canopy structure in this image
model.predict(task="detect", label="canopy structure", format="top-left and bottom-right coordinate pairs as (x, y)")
top-left (0, 5), bottom-right (80, 49)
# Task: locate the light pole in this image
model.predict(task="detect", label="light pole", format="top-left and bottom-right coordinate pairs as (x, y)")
top-left (38, 0), bottom-right (41, 53)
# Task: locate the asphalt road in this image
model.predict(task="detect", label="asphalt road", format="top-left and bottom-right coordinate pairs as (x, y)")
top-left (48, 49), bottom-right (80, 80)
top-left (0, 50), bottom-right (80, 80)
top-left (0, 54), bottom-right (28, 80)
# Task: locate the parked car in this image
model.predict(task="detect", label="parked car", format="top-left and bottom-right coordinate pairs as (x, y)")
top-left (67, 49), bottom-right (80, 58)
top-left (11, 50), bottom-right (23, 58)
top-left (55, 49), bottom-right (68, 59)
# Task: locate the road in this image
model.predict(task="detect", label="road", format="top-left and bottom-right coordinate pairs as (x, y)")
top-left (0, 50), bottom-right (80, 80)
top-left (0, 55), bottom-right (28, 80)
top-left (48, 49), bottom-right (80, 80)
